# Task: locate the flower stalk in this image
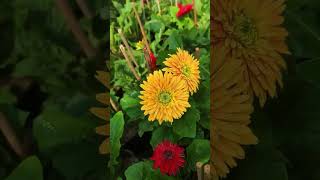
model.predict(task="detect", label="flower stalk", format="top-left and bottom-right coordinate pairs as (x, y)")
top-left (156, 0), bottom-right (161, 15)
top-left (118, 28), bottom-right (139, 67)
top-left (203, 164), bottom-right (211, 180)
top-left (110, 97), bottom-right (119, 112)
top-left (195, 47), bottom-right (200, 59)
top-left (193, 0), bottom-right (198, 27)
top-left (132, 2), bottom-right (152, 56)
top-left (119, 45), bottom-right (141, 81)
top-left (196, 162), bottom-right (204, 180)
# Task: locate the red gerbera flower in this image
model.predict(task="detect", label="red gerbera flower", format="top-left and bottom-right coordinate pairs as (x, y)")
top-left (176, 3), bottom-right (193, 18)
top-left (150, 140), bottom-right (185, 176)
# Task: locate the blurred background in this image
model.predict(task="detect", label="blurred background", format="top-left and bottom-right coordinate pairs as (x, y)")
top-left (226, 1), bottom-right (320, 180)
top-left (0, 0), bottom-right (108, 179)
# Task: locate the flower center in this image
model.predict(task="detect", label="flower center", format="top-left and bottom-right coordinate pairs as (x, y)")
top-left (158, 91), bottom-right (172, 105)
top-left (233, 13), bottom-right (258, 46)
top-left (181, 65), bottom-right (191, 77)
top-left (163, 150), bottom-right (173, 160)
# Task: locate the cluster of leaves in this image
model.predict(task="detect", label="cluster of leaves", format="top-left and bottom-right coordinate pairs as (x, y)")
top-left (0, 0), bottom-right (109, 179)
top-left (224, 1), bottom-right (320, 180)
top-left (109, 0), bottom-right (210, 179)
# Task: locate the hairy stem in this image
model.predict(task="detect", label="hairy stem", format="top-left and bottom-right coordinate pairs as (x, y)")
top-left (120, 45), bottom-right (141, 81)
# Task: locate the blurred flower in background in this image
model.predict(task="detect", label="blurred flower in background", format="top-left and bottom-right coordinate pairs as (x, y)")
top-left (210, 46), bottom-right (258, 178)
top-left (90, 71), bottom-right (110, 154)
top-left (213, 0), bottom-right (289, 107)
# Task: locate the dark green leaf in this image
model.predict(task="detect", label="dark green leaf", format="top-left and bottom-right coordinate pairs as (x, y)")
top-left (110, 111), bottom-right (125, 165)
top-left (172, 106), bottom-right (200, 138)
top-left (33, 105), bottom-right (95, 152)
top-left (186, 139), bottom-right (210, 170)
top-left (138, 120), bottom-right (154, 137)
top-left (125, 161), bottom-right (176, 180)
top-left (120, 93), bottom-right (143, 120)
top-left (150, 126), bottom-right (179, 148)
top-left (5, 156), bottom-right (43, 180)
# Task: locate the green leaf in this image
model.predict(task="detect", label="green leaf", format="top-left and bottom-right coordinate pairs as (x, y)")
top-left (194, 0), bottom-right (203, 15)
top-left (5, 156), bottom-right (43, 180)
top-left (13, 58), bottom-right (40, 77)
top-left (51, 142), bottom-right (107, 179)
top-left (296, 59), bottom-right (320, 85)
top-left (145, 19), bottom-right (165, 33)
top-left (150, 126), bottom-right (179, 148)
top-left (164, 30), bottom-right (183, 50)
top-left (112, 59), bottom-right (136, 89)
top-left (138, 120), bottom-right (154, 137)
top-left (110, 111), bottom-right (125, 165)
top-left (124, 162), bottom-right (145, 180)
top-left (169, 6), bottom-right (179, 20)
top-left (0, 88), bottom-right (16, 104)
top-left (286, 1), bottom-right (320, 58)
top-left (120, 93), bottom-right (143, 120)
top-left (33, 105), bottom-right (95, 153)
top-left (194, 80), bottom-right (210, 129)
top-left (186, 139), bottom-right (210, 170)
top-left (172, 106), bottom-right (200, 138)
top-left (228, 148), bottom-right (288, 180)
top-left (124, 161), bottom-right (176, 180)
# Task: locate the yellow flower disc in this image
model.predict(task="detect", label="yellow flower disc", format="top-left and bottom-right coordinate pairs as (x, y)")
top-left (139, 70), bottom-right (191, 124)
top-left (163, 48), bottom-right (200, 95)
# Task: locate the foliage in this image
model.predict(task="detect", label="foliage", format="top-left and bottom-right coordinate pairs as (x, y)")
top-left (0, 0), bottom-right (108, 179)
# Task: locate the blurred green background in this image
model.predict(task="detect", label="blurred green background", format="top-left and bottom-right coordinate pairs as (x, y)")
top-left (0, 0), bottom-right (108, 179)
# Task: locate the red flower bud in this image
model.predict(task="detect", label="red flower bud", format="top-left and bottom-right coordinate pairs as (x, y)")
top-left (149, 52), bottom-right (157, 71)
top-left (176, 3), bottom-right (193, 18)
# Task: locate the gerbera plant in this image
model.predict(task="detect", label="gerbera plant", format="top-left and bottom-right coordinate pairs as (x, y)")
top-left (109, 0), bottom-right (210, 179)
top-left (213, 0), bottom-right (289, 107)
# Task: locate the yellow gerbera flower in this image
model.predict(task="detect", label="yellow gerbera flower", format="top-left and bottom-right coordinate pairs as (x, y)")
top-left (211, 46), bottom-right (258, 178)
top-left (139, 70), bottom-right (190, 124)
top-left (213, 0), bottom-right (289, 107)
top-left (163, 48), bottom-right (200, 95)
top-left (90, 71), bottom-right (110, 154)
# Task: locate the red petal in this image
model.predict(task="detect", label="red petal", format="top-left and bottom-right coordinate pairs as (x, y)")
top-left (150, 140), bottom-right (185, 176)
top-left (176, 3), bottom-right (193, 18)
